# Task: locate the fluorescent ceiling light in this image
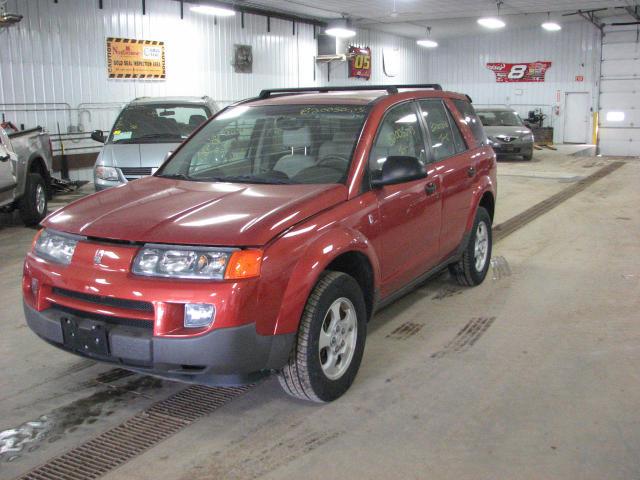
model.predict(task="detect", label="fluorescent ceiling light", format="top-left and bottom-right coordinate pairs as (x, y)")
top-left (542, 21), bottom-right (561, 31)
top-left (326, 27), bottom-right (356, 38)
top-left (326, 18), bottom-right (356, 38)
top-left (191, 4), bottom-right (236, 16)
top-left (477, 17), bottom-right (505, 29)
top-left (606, 111), bottom-right (625, 122)
top-left (417, 39), bottom-right (438, 48)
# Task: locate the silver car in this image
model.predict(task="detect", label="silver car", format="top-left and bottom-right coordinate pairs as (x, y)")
top-left (91, 96), bottom-right (219, 190)
top-left (476, 107), bottom-right (534, 161)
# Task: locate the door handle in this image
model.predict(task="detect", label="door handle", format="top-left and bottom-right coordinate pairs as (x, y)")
top-left (467, 166), bottom-right (476, 177)
top-left (425, 182), bottom-right (437, 195)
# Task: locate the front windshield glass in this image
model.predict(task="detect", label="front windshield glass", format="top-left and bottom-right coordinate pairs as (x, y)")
top-left (477, 110), bottom-right (523, 127)
top-left (109, 103), bottom-right (210, 144)
top-left (157, 104), bottom-right (369, 185)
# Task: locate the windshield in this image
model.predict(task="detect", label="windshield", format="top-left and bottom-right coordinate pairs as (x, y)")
top-left (477, 110), bottom-right (523, 127)
top-left (109, 103), bottom-right (211, 144)
top-left (157, 104), bottom-right (369, 185)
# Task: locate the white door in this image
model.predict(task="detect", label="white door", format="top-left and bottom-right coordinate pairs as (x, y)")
top-left (564, 92), bottom-right (589, 144)
top-left (599, 25), bottom-right (640, 156)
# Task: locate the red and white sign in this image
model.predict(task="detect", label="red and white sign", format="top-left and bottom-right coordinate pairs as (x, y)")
top-left (575, 75), bottom-right (584, 82)
top-left (486, 61), bottom-right (552, 83)
top-left (348, 46), bottom-right (371, 80)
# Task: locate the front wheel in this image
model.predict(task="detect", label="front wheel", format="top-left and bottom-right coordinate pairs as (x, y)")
top-left (277, 271), bottom-right (367, 403)
top-left (449, 206), bottom-right (492, 286)
top-left (19, 173), bottom-right (48, 226)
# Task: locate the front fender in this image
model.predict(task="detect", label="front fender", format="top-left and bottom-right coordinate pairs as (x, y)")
top-left (256, 223), bottom-right (380, 336)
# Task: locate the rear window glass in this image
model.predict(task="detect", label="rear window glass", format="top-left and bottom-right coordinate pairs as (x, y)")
top-left (453, 99), bottom-right (487, 147)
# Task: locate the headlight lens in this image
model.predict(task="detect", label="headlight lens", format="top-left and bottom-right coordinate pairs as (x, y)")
top-left (95, 165), bottom-right (120, 181)
top-left (34, 229), bottom-right (79, 265)
top-left (132, 245), bottom-right (262, 280)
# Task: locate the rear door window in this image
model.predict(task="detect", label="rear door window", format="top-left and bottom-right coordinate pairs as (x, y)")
top-left (452, 99), bottom-right (487, 147)
top-left (418, 99), bottom-right (458, 162)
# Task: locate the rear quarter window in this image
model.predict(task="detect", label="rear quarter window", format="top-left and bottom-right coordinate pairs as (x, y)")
top-left (452, 99), bottom-right (487, 147)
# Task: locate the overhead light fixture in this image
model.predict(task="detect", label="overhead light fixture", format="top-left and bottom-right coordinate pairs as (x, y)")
top-left (541, 12), bottom-right (561, 31)
top-left (326, 18), bottom-right (356, 38)
top-left (417, 26), bottom-right (438, 48)
top-left (478, 1), bottom-right (505, 29)
top-left (191, 4), bottom-right (236, 17)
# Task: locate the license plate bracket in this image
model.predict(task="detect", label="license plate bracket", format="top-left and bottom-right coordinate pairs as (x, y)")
top-left (61, 317), bottom-right (109, 356)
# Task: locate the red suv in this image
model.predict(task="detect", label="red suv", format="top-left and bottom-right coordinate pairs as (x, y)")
top-left (23, 85), bottom-right (496, 402)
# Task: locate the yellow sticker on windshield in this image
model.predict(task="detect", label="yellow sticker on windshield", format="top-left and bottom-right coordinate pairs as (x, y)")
top-left (114, 130), bottom-right (121, 135)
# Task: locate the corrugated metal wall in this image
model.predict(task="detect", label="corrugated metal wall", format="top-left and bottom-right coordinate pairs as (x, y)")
top-left (0, 0), bottom-right (601, 177)
top-left (0, 0), bottom-right (316, 135)
top-left (417, 21), bottom-right (600, 144)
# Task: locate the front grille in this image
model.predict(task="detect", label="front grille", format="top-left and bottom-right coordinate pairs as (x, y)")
top-left (120, 167), bottom-right (153, 177)
top-left (52, 287), bottom-right (154, 313)
top-left (53, 305), bottom-right (154, 330)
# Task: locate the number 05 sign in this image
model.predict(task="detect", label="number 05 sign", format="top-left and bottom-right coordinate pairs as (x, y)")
top-left (349, 46), bottom-right (372, 80)
top-left (486, 61), bottom-right (552, 83)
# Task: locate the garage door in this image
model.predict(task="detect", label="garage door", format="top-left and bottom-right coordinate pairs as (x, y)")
top-left (599, 28), bottom-right (640, 156)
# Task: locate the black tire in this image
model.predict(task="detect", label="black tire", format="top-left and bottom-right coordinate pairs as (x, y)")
top-left (19, 173), bottom-right (48, 226)
top-left (523, 149), bottom-right (533, 161)
top-left (277, 271), bottom-right (367, 403)
top-left (449, 206), bottom-right (492, 287)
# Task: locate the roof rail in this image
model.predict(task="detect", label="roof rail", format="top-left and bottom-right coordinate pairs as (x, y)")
top-left (257, 84), bottom-right (443, 99)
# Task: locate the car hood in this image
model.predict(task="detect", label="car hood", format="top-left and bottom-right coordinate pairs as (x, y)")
top-left (101, 143), bottom-right (182, 168)
top-left (44, 177), bottom-right (347, 246)
top-left (484, 126), bottom-right (531, 138)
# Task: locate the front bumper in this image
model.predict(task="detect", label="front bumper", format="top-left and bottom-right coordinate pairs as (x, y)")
top-left (490, 140), bottom-right (533, 156)
top-left (24, 301), bottom-right (294, 385)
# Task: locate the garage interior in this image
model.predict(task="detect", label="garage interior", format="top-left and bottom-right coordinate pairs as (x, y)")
top-left (1, 1), bottom-right (640, 479)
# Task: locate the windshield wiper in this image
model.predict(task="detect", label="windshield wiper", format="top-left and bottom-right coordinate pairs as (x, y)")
top-left (158, 173), bottom-right (191, 180)
top-left (193, 175), bottom-right (292, 185)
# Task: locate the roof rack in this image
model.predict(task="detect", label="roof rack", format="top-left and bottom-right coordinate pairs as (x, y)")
top-left (257, 84), bottom-right (443, 99)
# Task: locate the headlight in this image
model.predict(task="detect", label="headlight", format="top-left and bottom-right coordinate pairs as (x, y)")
top-left (95, 165), bottom-right (120, 181)
top-left (34, 229), bottom-right (79, 265)
top-left (132, 244), bottom-right (262, 280)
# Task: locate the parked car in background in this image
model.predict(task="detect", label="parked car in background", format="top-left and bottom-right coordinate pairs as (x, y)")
top-left (476, 106), bottom-right (534, 161)
top-left (0, 125), bottom-right (53, 225)
top-left (91, 96), bottom-right (219, 190)
top-left (23, 84), bottom-right (497, 402)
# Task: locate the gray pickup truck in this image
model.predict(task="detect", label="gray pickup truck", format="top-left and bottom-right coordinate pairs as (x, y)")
top-left (0, 126), bottom-right (53, 226)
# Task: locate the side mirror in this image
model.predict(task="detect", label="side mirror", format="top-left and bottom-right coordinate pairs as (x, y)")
top-left (91, 130), bottom-right (106, 143)
top-left (370, 156), bottom-right (426, 187)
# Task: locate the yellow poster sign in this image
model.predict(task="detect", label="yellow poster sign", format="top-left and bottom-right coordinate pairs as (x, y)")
top-left (106, 37), bottom-right (165, 79)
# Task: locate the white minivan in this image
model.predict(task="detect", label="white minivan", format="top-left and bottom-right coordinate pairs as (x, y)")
top-left (91, 96), bottom-right (219, 190)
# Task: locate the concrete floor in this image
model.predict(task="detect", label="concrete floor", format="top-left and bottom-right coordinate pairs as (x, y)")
top-left (1, 147), bottom-right (639, 479)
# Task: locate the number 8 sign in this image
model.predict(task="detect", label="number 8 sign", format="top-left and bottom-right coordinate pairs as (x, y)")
top-left (349, 46), bottom-right (372, 80)
top-left (487, 61), bottom-right (552, 82)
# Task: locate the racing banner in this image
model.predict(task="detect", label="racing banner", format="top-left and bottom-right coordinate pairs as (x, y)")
top-left (486, 61), bottom-right (552, 83)
top-left (348, 46), bottom-right (372, 80)
top-left (107, 37), bottom-right (165, 79)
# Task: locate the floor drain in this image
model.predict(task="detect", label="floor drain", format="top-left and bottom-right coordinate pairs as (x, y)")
top-left (17, 384), bottom-right (253, 480)
top-left (386, 322), bottom-right (424, 339)
top-left (431, 317), bottom-right (496, 358)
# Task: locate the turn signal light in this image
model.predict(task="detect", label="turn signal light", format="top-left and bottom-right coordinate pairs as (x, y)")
top-left (225, 249), bottom-right (263, 279)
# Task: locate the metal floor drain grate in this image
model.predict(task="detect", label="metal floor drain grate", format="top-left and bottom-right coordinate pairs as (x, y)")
top-left (493, 161), bottom-right (625, 242)
top-left (18, 384), bottom-right (253, 480)
top-left (431, 317), bottom-right (496, 358)
top-left (386, 321), bottom-right (424, 339)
